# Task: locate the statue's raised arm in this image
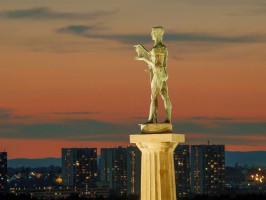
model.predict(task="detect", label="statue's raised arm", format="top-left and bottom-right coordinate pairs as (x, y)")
top-left (134, 45), bottom-right (153, 68)
top-left (134, 27), bottom-right (172, 124)
top-left (134, 45), bottom-right (150, 60)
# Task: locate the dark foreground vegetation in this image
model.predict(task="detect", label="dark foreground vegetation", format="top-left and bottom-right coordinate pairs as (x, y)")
top-left (1, 193), bottom-right (266, 200)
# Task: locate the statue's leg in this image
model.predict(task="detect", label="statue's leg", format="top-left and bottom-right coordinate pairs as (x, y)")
top-left (160, 82), bottom-right (172, 123)
top-left (154, 98), bottom-right (158, 123)
top-left (148, 80), bottom-right (159, 123)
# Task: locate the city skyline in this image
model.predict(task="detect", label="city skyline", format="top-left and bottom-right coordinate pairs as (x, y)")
top-left (1, 0), bottom-right (266, 159)
top-left (6, 145), bottom-right (227, 199)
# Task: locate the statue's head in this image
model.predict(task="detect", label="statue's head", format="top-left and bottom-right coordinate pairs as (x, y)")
top-left (151, 26), bottom-right (164, 42)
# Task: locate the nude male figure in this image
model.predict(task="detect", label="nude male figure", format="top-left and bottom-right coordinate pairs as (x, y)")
top-left (135, 27), bottom-right (172, 124)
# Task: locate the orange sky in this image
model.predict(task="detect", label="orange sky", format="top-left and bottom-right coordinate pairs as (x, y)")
top-left (0, 0), bottom-right (266, 158)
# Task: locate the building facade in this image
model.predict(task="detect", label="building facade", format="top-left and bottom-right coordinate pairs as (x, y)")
top-left (174, 145), bottom-right (190, 199)
top-left (62, 148), bottom-right (97, 190)
top-left (191, 145), bottom-right (225, 195)
top-left (126, 146), bottom-right (141, 196)
top-left (0, 152), bottom-right (7, 194)
top-left (100, 146), bottom-right (141, 196)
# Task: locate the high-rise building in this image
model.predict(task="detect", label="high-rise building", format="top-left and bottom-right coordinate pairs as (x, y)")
top-left (126, 146), bottom-right (141, 196)
top-left (62, 148), bottom-right (97, 190)
top-left (99, 148), bottom-right (113, 189)
top-left (113, 147), bottom-right (127, 195)
top-left (100, 147), bottom-right (127, 195)
top-left (100, 146), bottom-right (141, 196)
top-left (0, 152), bottom-right (7, 194)
top-left (191, 145), bottom-right (225, 195)
top-left (174, 145), bottom-right (190, 199)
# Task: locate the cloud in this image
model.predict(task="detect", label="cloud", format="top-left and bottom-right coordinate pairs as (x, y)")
top-left (173, 119), bottom-right (266, 148)
top-left (57, 25), bottom-right (266, 44)
top-left (0, 108), bottom-right (35, 121)
top-left (57, 25), bottom-right (98, 35)
top-left (0, 118), bottom-right (137, 141)
top-left (1, 112), bottom-right (265, 145)
top-left (210, 121), bottom-right (266, 135)
top-left (57, 25), bottom-right (149, 43)
top-left (166, 33), bottom-right (264, 43)
top-left (1, 108), bottom-right (265, 148)
top-left (173, 120), bottom-right (266, 136)
top-left (0, 7), bottom-right (119, 20)
top-left (0, 108), bottom-right (12, 119)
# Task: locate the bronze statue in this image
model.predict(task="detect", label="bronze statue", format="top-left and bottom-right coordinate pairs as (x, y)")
top-left (135, 26), bottom-right (172, 124)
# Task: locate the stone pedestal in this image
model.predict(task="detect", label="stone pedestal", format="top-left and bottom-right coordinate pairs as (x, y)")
top-left (140, 123), bottom-right (172, 134)
top-left (130, 124), bottom-right (185, 200)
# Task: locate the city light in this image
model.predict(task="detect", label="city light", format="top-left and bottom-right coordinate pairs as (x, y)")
top-left (250, 173), bottom-right (265, 183)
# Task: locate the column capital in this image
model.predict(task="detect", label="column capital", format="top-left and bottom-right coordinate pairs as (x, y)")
top-left (130, 133), bottom-right (185, 144)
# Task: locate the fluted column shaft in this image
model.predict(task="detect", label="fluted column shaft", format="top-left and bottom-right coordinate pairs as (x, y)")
top-left (130, 133), bottom-right (185, 200)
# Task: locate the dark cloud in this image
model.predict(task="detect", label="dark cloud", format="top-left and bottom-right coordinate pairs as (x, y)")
top-left (173, 122), bottom-right (207, 133)
top-left (1, 113), bottom-right (265, 144)
top-left (0, 7), bottom-right (119, 20)
top-left (57, 25), bottom-right (266, 44)
top-left (1, 108), bottom-right (265, 144)
top-left (57, 25), bottom-right (97, 34)
top-left (211, 121), bottom-right (266, 135)
top-left (57, 25), bottom-right (149, 43)
top-left (174, 119), bottom-right (266, 147)
top-left (0, 108), bottom-right (34, 121)
top-left (166, 33), bottom-right (264, 43)
top-left (0, 119), bottom-right (137, 141)
top-left (173, 121), bottom-right (266, 136)
top-left (0, 108), bottom-right (12, 119)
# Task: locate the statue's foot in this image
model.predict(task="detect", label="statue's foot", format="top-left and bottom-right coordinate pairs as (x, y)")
top-left (145, 120), bottom-right (153, 124)
top-left (162, 120), bottom-right (170, 124)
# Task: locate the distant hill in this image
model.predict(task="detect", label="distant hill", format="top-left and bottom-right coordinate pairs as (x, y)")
top-left (8, 156), bottom-right (101, 168)
top-left (8, 158), bottom-right (61, 168)
top-left (225, 151), bottom-right (266, 167)
top-left (7, 151), bottom-right (266, 168)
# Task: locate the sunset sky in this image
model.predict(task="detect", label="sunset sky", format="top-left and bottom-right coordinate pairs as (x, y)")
top-left (1, 0), bottom-right (266, 159)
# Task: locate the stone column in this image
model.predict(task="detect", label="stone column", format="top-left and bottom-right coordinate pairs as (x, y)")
top-left (130, 124), bottom-right (185, 200)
